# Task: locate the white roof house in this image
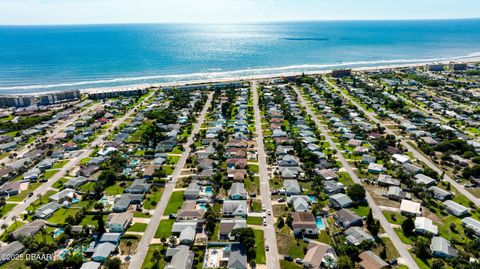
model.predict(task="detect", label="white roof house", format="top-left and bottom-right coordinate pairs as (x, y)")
top-left (444, 200), bottom-right (469, 217)
top-left (462, 217), bottom-right (480, 236)
top-left (400, 200), bottom-right (421, 216)
top-left (392, 154), bottom-right (411, 164)
top-left (414, 217), bottom-right (438, 235)
top-left (414, 174), bottom-right (437, 186)
top-left (430, 237), bottom-right (458, 258)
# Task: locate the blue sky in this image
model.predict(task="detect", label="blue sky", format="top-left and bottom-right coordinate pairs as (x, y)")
top-left (0, 0), bottom-right (479, 25)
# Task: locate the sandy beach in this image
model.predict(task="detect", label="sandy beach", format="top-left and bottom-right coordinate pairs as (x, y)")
top-left (80, 57), bottom-right (480, 95)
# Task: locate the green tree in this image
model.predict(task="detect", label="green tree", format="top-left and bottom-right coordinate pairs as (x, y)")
top-left (347, 184), bottom-right (366, 201)
top-left (231, 228), bottom-right (256, 260)
top-left (104, 257), bottom-right (122, 269)
top-left (401, 217), bottom-right (415, 236)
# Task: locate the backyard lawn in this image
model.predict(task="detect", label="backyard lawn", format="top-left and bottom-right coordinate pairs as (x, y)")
top-left (47, 207), bottom-right (80, 224)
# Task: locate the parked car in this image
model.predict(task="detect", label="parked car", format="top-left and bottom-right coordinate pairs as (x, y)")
top-left (284, 256), bottom-right (293, 262)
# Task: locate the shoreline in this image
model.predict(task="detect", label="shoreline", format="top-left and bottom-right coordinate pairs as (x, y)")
top-left (81, 57), bottom-right (480, 94)
top-left (2, 57), bottom-right (480, 96)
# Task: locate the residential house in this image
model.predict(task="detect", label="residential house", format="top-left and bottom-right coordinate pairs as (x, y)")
top-left (64, 176), bottom-right (88, 189)
top-left (358, 251), bottom-right (389, 269)
top-left (402, 163), bottom-right (423, 174)
top-left (367, 163), bottom-right (384, 174)
top-left (334, 209), bottom-right (363, 229)
top-left (50, 188), bottom-right (76, 202)
top-left (462, 217), bottom-right (480, 236)
top-left (323, 180), bottom-right (344, 195)
top-left (125, 178), bottom-right (150, 194)
top-left (106, 212), bottom-right (133, 233)
top-left (414, 217), bottom-right (438, 235)
top-left (303, 241), bottom-right (337, 269)
top-left (444, 200), bottom-right (469, 217)
top-left (222, 200), bottom-right (247, 217)
top-left (34, 202), bottom-right (61, 219)
top-left (219, 219), bottom-right (247, 240)
top-left (0, 241), bottom-right (25, 265)
top-left (165, 245), bottom-right (195, 269)
top-left (229, 183), bottom-right (247, 200)
top-left (288, 195), bottom-right (310, 212)
top-left (329, 193), bottom-right (353, 209)
top-left (0, 181), bottom-right (21, 196)
top-left (284, 179), bottom-right (301, 195)
top-left (377, 174), bottom-right (400, 187)
top-left (292, 212), bottom-right (318, 236)
top-left (12, 219), bottom-right (45, 239)
top-left (318, 169), bottom-right (338, 181)
top-left (184, 180), bottom-right (200, 200)
top-left (92, 242), bottom-right (116, 262)
top-left (430, 237), bottom-right (458, 258)
top-left (428, 186), bottom-right (452, 201)
top-left (387, 186), bottom-right (411, 201)
top-left (113, 194), bottom-right (144, 212)
top-left (414, 174), bottom-right (437, 186)
top-left (400, 200), bottom-right (422, 216)
top-left (344, 227), bottom-right (374, 246)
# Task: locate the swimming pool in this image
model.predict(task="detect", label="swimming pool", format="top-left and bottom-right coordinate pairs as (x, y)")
top-left (197, 203), bottom-right (208, 210)
top-left (53, 227), bottom-right (64, 238)
top-left (203, 186), bottom-right (213, 195)
top-left (315, 217), bottom-right (325, 230)
top-left (308, 195), bottom-right (316, 203)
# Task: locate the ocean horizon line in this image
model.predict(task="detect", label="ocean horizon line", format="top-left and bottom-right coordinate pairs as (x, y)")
top-left (1, 17), bottom-right (480, 27)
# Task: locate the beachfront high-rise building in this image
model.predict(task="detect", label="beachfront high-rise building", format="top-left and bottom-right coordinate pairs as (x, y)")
top-left (0, 90), bottom-right (80, 108)
top-left (426, 63), bottom-right (446, 72)
top-left (449, 62), bottom-right (468, 71)
top-left (331, 69), bottom-right (352, 78)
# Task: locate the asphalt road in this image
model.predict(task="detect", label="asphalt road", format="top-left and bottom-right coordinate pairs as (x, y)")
top-left (0, 93), bottom-right (154, 230)
top-left (252, 81), bottom-right (281, 269)
top-left (128, 93), bottom-right (213, 269)
top-left (323, 78), bottom-right (480, 208)
top-left (292, 85), bottom-right (419, 269)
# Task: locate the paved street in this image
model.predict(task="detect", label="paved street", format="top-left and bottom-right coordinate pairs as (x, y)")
top-left (0, 93), bottom-right (154, 228)
top-left (128, 93), bottom-right (213, 269)
top-left (323, 78), bottom-right (480, 207)
top-left (252, 81), bottom-right (280, 269)
top-left (292, 85), bottom-right (420, 269)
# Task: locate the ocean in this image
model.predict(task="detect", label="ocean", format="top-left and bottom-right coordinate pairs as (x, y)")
top-left (1, 19), bottom-right (480, 94)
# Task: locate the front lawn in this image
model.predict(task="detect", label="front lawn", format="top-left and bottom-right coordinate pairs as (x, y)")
top-left (154, 219), bottom-right (174, 238)
top-left (163, 191), bottom-right (184, 215)
top-left (247, 216), bottom-right (263, 225)
top-left (53, 160), bottom-right (70, 169)
top-left (128, 223), bottom-right (148, 233)
top-left (141, 244), bottom-right (166, 269)
top-left (254, 229), bottom-right (266, 264)
top-left (143, 188), bottom-right (164, 210)
top-left (8, 183), bottom-right (41, 202)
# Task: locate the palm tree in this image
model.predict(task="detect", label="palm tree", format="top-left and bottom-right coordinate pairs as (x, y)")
top-left (151, 248), bottom-right (161, 268)
top-left (126, 240), bottom-right (133, 255)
